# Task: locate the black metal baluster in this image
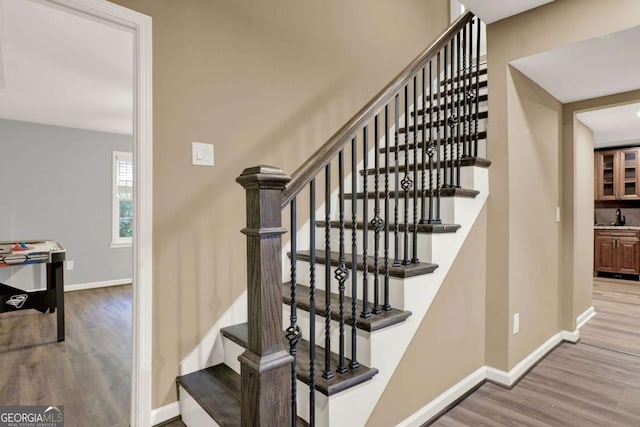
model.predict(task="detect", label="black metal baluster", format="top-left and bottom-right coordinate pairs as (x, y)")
top-left (427, 60), bottom-right (435, 224)
top-left (309, 180), bottom-right (316, 424)
top-left (383, 105), bottom-right (392, 312)
top-left (361, 126), bottom-right (371, 319)
top-left (323, 165), bottom-right (333, 381)
top-left (449, 37), bottom-right (456, 187)
top-left (474, 17), bottom-right (481, 157)
top-left (401, 85), bottom-right (412, 265)
top-left (456, 31), bottom-right (462, 188)
top-left (371, 115), bottom-right (383, 314)
top-left (335, 150), bottom-right (348, 374)
top-left (420, 66), bottom-right (427, 224)
top-left (434, 52), bottom-right (442, 224)
top-left (412, 77), bottom-right (419, 264)
top-left (350, 137), bottom-right (360, 369)
top-left (466, 19), bottom-right (473, 159)
top-left (393, 95), bottom-right (401, 267)
top-left (462, 23), bottom-right (469, 158)
top-left (443, 45), bottom-right (449, 189)
top-left (286, 199), bottom-right (300, 427)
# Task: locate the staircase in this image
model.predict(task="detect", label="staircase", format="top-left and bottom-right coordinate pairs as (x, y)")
top-left (177, 11), bottom-right (489, 427)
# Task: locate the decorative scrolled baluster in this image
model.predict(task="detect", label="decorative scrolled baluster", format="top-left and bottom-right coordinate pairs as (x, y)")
top-left (308, 179), bottom-right (317, 424)
top-left (448, 37), bottom-right (457, 188)
top-left (462, 23), bottom-right (469, 158)
top-left (401, 84), bottom-right (412, 265)
top-left (393, 95), bottom-right (401, 267)
top-left (322, 164), bottom-right (333, 381)
top-left (361, 126), bottom-right (371, 319)
top-left (350, 137), bottom-right (359, 369)
top-left (426, 60), bottom-right (435, 225)
top-left (434, 51), bottom-right (442, 224)
top-left (383, 105), bottom-right (392, 312)
top-left (443, 45), bottom-right (449, 189)
top-left (335, 150), bottom-right (348, 374)
top-left (456, 32), bottom-right (462, 188)
top-left (286, 198), bottom-right (301, 427)
top-left (371, 114), bottom-right (383, 314)
top-left (411, 76), bottom-right (419, 264)
top-left (420, 66), bottom-right (427, 224)
top-left (474, 17), bottom-right (481, 157)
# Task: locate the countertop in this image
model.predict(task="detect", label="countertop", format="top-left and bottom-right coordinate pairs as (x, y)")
top-left (594, 225), bottom-right (640, 230)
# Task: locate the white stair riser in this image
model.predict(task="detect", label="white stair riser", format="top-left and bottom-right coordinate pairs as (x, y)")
top-left (286, 259), bottom-right (410, 309)
top-left (179, 386), bottom-right (220, 427)
top-left (315, 227), bottom-right (442, 264)
top-left (339, 197), bottom-right (457, 225)
top-left (286, 306), bottom-right (373, 367)
top-left (357, 164), bottom-right (478, 196)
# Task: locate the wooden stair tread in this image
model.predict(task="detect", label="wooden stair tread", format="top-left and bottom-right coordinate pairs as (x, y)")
top-left (400, 110), bottom-right (488, 134)
top-left (177, 364), bottom-right (242, 427)
top-left (346, 187), bottom-right (479, 199)
top-left (177, 364), bottom-right (309, 426)
top-left (362, 157), bottom-right (492, 175)
top-left (220, 323), bottom-right (378, 396)
top-left (316, 220), bottom-right (461, 234)
top-left (281, 282), bottom-right (412, 332)
top-left (292, 250), bottom-right (438, 278)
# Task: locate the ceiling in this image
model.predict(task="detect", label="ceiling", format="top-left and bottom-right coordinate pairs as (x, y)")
top-left (0, 0), bottom-right (133, 135)
top-left (510, 25), bottom-right (640, 104)
top-left (577, 103), bottom-right (640, 148)
top-left (461, 0), bottom-right (554, 24)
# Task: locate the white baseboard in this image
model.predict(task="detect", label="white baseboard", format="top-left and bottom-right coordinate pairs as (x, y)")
top-left (576, 306), bottom-right (596, 329)
top-left (64, 278), bottom-right (132, 292)
top-left (150, 401), bottom-right (180, 426)
top-left (396, 366), bottom-right (486, 427)
top-left (399, 329), bottom-right (580, 426)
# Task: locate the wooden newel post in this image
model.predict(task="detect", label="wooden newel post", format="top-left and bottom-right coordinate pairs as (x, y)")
top-left (236, 165), bottom-right (293, 426)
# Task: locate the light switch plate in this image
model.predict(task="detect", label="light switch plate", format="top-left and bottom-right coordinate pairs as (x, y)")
top-left (192, 142), bottom-right (214, 166)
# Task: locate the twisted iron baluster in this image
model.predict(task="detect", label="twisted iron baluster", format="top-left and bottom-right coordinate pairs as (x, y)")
top-left (474, 17), bottom-right (481, 157)
top-left (449, 37), bottom-right (457, 187)
top-left (427, 60), bottom-right (435, 224)
top-left (462, 23), bottom-right (469, 158)
top-left (335, 150), bottom-right (348, 373)
top-left (434, 52), bottom-right (442, 224)
top-left (286, 199), bottom-right (301, 427)
top-left (443, 45), bottom-right (449, 189)
top-left (401, 85), bottom-right (412, 265)
top-left (361, 126), bottom-right (371, 319)
top-left (412, 76), bottom-right (419, 264)
top-left (309, 180), bottom-right (316, 424)
top-left (393, 95), bottom-right (401, 267)
top-left (322, 164), bottom-right (333, 381)
top-left (456, 32), bottom-right (462, 188)
top-left (383, 105), bottom-right (392, 312)
top-left (371, 115), bottom-right (383, 314)
top-left (420, 66), bottom-right (427, 224)
top-left (350, 137), bottom-right (359, 369)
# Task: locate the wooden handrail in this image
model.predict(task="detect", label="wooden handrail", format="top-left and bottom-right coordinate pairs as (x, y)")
top-left (280, 11), bottom-right (475, 208)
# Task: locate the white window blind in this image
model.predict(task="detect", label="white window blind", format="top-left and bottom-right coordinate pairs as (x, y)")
top-left (112, 151), bottom-right (133, 247)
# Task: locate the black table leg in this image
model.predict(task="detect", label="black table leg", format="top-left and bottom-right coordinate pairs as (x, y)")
top-left (52, 261), bottom-right (65, 342)
top-left (46, 263), bottom-right (55, 314)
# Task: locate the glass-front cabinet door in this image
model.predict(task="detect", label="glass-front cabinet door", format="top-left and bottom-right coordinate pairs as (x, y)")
top-left (618, 148), bottom-right (640, 200)
top-left (596, 150), bottom-right (617, 201)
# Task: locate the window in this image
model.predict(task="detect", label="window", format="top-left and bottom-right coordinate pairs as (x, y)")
top-left (112, 151), bottom-right (133, 248)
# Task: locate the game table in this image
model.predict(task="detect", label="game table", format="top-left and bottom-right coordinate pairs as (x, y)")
top-left (0, 240), bottom-right (65, 342)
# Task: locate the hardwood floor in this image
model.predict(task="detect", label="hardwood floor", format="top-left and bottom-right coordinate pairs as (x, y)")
top-left (433, 278), bottom-right (640, 426)
top-left (580, 278), bottom-right (640, 356)
top-left (0, 285), bottom-right (132, 427)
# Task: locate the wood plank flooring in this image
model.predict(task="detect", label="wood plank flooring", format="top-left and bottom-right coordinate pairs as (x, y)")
top-left (0, 285), bottom-right (132, 427)
top-left (433, 278), bottom-right (640, 426)
top-left (580, 278), bottom-right (640, 356)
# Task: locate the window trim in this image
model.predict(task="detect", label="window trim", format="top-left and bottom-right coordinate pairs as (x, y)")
top-left (111, 151), bottom-right (133, 248)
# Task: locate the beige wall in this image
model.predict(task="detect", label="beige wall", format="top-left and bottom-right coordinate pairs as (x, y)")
top-left (486, 0), bottom-right (640, 370)
top-left (108, 0), bottom-right (449, 407)
top-left (506, 67), bottom-right (562, 367)
top-left (366, 205), bottom-right (487, 427)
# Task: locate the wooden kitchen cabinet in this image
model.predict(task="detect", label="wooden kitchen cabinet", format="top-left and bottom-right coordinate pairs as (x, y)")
top-left (595, 148), bottom-right (640, 201)
top-left (594, 229), bottom-right (640, 277)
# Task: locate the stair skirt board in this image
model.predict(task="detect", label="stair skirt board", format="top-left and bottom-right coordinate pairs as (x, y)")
top-left (398, 329), bottom-right (581, 427)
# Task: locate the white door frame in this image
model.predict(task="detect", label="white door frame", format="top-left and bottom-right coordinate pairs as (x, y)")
top-left (45, 1), bottom-right (153, 425)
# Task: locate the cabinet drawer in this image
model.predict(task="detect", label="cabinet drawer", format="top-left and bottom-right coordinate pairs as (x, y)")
top-left (595, 229), bottom-right (640, 238)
